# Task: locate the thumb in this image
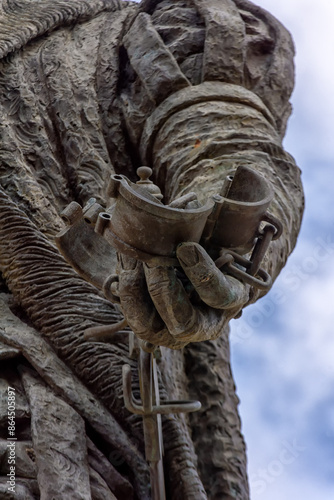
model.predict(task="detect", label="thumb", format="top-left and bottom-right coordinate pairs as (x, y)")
top-left (176, 242), bottom-right (248, 309)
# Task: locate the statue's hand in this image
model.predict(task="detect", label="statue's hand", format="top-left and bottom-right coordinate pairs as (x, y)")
top-left (116, 243), bottom-right (250, 349)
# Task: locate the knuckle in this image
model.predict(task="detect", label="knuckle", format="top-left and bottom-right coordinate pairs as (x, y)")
top-left (147, 277), bottom-right (171, 297)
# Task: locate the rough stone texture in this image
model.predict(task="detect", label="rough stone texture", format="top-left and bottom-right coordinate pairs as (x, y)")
top-left (89, 467), bottom-right (118, 500)
top-left (0, 358), bottom-right (31, 430)
top-left (185, 338), bottom-right (248, 500)
top-left (87, 438), bottom-right (134, 500)
top-left (123, 12), bottom-right (190, 103)
top-left (0, 294), bottom-right (150, 499)
top-left (0, 440), bottom-right (37, 479)
top-left (0, 1), bottom-right (304, 499)
top-left (0, 479), bottom-right (39, 499)
top-left (21, 369), bottom-right (92, 500)
top-left (0, 341), bottom-right (20, 360)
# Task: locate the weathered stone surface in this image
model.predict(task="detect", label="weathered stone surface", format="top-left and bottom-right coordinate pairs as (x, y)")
top-left (0, 341), bottom-right (20, 361)
top-left (0, 363), bottom-right (30, 429)
top-left (0, 0), bottom-right (122, 59)
top-left (0, 440), bottom-right (37, 479)
top-left (87, 438), bottom-right (134, 500)
top-left (123, 12), bottom-right (190, 104)
top-left (21, 368), bottom-right (92, 500)
top-left (0, 479), bottom-right (39, 499)
top-left (0, 297), bottom-right (21, 369)
top-left (185, 337), bottom-right (248, 499)
top-left (89, 467), bottom-right (117, 500)
top-left (0, 295), bottom-right (150, 499)
top-left (194, 0), bottom-right (245, 84)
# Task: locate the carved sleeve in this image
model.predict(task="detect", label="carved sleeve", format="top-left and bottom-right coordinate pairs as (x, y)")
top-left (116, 0), bottom-right (304, 290)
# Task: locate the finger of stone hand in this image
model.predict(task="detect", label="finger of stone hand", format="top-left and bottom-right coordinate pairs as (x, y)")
top-left (174, 307), bottom-right (224, 344)
top-left (176, 242), bottom-right (249, 309)
top-left (117, 253), bottom-right (137, 272)
top-left (117, 255), bottom-right (182, 348)
top-left (144, 264), bottom-right (198, 338)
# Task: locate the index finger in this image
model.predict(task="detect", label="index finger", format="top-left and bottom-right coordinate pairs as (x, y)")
top-left (176, 243), bottom-right (249, 309)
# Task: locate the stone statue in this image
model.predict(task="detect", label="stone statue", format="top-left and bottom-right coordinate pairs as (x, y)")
top-left (0, 1), bottom-right (304, 499)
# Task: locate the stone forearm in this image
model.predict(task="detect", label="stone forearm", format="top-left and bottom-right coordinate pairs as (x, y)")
top-left (144, 84), bottom-right (303, 287)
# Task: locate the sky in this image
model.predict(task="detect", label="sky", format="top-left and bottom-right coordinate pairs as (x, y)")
top-left (229, 1), bottom-right (334, 499)
top-left (126, 1), bottom-right (334, 497)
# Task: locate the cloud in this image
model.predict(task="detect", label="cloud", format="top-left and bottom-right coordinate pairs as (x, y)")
top-left (250, 473), bottom-right (334, 500)
top-left (231, 189), bottom-right (334, 498)
top-left (231, 254), bottom-right (334, 498)
top-left (257, 0), bottom-right (334, 163)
